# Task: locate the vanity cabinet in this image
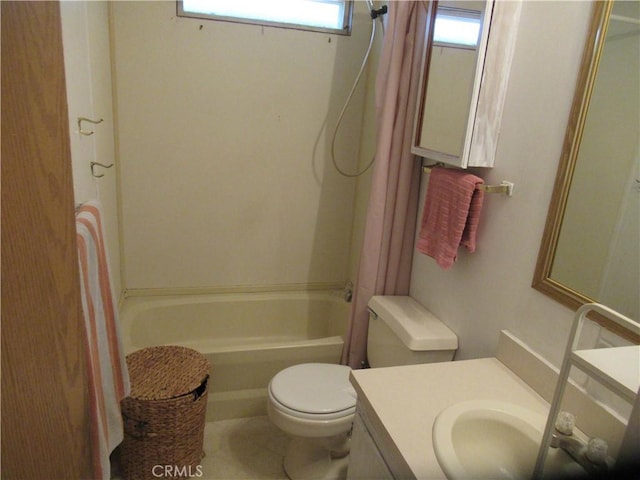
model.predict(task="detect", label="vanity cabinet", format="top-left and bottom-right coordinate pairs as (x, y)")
top-left (347, 412), bottom-right (394, 480)
top-left (412, 0), bottom-right (522, 168)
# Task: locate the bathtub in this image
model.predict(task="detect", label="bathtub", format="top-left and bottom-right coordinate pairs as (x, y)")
top-left (120, 290), bottom-right (350, 420)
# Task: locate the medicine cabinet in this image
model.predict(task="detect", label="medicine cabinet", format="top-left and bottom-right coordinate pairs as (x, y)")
top-left (412, 0), bottom-right (522, 168)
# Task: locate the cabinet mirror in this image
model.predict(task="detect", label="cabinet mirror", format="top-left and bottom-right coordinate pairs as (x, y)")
top-left (412, 0), bottom-right (521, 168)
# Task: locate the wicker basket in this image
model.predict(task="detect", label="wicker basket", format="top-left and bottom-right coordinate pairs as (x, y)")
top-left (119, 346), bottom-right (210, 480)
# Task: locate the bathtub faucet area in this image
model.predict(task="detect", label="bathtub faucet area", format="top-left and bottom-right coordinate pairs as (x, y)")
top-left (343, 281), bottom-right (353, 303)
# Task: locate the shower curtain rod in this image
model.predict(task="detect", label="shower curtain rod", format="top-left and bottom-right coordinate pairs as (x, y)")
top-left (610, 14), bottom-right (640, 26)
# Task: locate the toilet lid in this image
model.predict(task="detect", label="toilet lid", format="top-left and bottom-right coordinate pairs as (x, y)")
top-left (269, 363), bottom-right (356, 415)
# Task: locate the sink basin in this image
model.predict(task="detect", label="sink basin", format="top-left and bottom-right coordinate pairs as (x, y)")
top-left (432, 400), bottom-right (583, 480)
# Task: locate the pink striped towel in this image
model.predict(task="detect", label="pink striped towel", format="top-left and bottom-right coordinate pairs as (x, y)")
top-left (76, 200), bottom-right (130, 480)
top-left (416, 166), bottom-right (485, 269)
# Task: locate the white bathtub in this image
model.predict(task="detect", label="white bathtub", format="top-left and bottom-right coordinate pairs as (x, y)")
top-left (120, 290), bottom-right (350, 420)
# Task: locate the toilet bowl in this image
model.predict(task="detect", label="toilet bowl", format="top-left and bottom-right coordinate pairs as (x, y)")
top-left (267, 295), bottom-right (458, 480)
top-left (268, 363), bottom-right (356, 480)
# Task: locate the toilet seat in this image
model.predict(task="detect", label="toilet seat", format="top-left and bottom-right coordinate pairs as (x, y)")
top-left (269, 363), bottom-right (357, 421)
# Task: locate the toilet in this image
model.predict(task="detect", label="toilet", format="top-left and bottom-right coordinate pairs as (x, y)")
top-left (267, 295), bottom-right (458, 480)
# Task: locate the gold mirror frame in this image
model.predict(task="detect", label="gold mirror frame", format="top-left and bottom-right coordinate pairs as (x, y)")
top-left (532, 0), bottom-right (638, 343)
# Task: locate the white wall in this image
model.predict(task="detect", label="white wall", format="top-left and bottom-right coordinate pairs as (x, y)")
top-left (410, 1), bottom-right (596, 366)
top-left (61, 1), bottom-right (121, 296)
top-left (111, 1), bottom-right (375, 292)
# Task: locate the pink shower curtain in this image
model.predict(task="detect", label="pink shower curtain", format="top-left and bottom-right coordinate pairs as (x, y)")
top-left (341, 2), bottom-right (428, 369)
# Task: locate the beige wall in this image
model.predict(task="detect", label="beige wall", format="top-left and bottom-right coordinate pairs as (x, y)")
top-left (347, 9), bottom-right (384, 285)
top-left (410, 1), bottom-right (597, 365)
top-left (111, 1), bottom-right (375, 292)
top-left (71, 1), bottom-right (624, 369)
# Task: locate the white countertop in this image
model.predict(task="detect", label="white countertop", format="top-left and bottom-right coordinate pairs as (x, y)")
top-left (350, 357), bottom-right (550, 479)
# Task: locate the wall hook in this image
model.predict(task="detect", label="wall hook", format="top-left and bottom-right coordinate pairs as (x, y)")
top-left (78, 117), bottom-right (104, 136)
top-left (91, 161), bottom-right (114, 178)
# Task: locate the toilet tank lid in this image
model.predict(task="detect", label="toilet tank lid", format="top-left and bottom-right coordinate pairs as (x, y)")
top-left (368, 296), bottom-right (458, 351)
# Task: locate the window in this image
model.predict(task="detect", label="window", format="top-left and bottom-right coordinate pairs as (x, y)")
top-left (433, 7), bottom-right (482, 48)
top-left (177, 0), bottom-right (353, 35)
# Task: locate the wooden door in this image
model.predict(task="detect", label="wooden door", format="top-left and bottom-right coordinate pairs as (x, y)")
top-left (1, 2), bottom-right (93, 478)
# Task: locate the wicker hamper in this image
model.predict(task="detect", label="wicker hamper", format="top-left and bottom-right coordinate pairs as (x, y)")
top-left (119, 346), bottom-right (210, 480)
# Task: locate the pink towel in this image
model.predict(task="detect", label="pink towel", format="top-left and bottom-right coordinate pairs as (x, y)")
top-left (76, 200), bottom-right (130, 480)
top-left (416, 167), bottom-right (485, 269)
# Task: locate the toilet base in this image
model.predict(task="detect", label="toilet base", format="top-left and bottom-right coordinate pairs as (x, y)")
top-left (283, 434), bottom-right (350, 480)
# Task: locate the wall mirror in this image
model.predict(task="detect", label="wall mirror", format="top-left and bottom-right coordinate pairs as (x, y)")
top-left (533, 0), bottom-right (639, 341)
top-left (411, 0), bottom-right (521, 169)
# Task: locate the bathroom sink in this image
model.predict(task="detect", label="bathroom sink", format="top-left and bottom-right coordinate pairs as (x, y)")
top-left (432, 400), bottom-right (584, 480)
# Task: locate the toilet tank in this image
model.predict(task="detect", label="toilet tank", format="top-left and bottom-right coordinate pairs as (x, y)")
top-left (367, 296), bottom-right (457, 368)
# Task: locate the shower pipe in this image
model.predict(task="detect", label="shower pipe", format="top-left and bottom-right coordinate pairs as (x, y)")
top-left (331, 1), bottom-right (387, 178)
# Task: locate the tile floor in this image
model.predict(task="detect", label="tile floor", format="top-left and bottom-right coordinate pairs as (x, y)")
top-left (113, 416), bottom-right (289, 480)
top-left (199, 416), bottom-right (289, 480)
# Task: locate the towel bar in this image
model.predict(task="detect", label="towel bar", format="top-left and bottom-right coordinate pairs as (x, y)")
top-left (422, 165), bottom-right (514, 196)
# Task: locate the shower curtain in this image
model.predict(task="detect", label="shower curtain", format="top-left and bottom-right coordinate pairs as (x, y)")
top-left (342, 2), bottom-right (428, 369)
